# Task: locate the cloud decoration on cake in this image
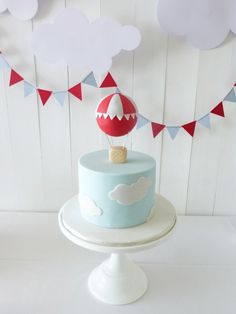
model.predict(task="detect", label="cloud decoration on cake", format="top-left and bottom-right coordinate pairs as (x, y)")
top-left (157, 0), bottom-right (236, 49)
top-left (0, 0), bottom-right (38, 20)
top-left (32, 8), bottom-right (141, 74)
top-left (79, 194), bottom-right (102, 217)
top-left (109, 177), bottom-right (151, 206)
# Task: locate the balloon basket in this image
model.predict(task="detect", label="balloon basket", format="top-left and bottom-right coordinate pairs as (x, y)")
top-left (109, 146), bottom-right (127, 163)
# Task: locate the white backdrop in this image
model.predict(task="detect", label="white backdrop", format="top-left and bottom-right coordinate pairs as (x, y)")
top-left (0, 0), bottom-right (236, 215)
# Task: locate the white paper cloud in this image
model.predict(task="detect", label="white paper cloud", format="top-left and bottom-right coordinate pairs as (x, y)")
top-left (0, 0), bottom-right (38, 20)
top-left (79, 194), bottom-right (102, 217)
top-left (109, 177), bottom-right (151, 206)
top-left (32, 8), bottom-right (141, 74)
top-left (157, 0), bottom-right (236, 49)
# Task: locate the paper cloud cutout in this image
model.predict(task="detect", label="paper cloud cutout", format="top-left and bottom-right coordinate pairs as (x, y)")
top-left (79, 194), bottom-right (102, 217)
top-left (109, 177), bottom-right (151, 206)
top-left (0, 0), bottom-right (38, 20)
top-left (157, 0), bottom-right (236, 49)
top-left (32, 8), bottom-right (141, 74)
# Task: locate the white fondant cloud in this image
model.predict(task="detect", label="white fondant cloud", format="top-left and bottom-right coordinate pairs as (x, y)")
top-left (32, 8), bottom-right (141, 74)
top-left (109, 177), bottom-right (151, 205)
top-left (79, 194), bottom-right (102, 217)
top-left (0, 0), bottom-right (38, 20)
top-left (157, 0), bottom-right (236, 49)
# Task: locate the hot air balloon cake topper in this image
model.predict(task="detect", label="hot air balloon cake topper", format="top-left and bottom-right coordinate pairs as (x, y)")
top-left (95, 90), bottom-right (138, 163)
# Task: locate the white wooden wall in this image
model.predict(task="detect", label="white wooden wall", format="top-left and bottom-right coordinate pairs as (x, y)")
top-left (0, 0), bottom-right (236, 215)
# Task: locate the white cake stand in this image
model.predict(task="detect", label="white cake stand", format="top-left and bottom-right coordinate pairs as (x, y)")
top-left (58, 194), bottom-right (176, 305)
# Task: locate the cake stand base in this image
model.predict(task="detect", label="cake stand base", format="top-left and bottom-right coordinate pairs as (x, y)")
top-left (88, 253), bottom-right (147, 305)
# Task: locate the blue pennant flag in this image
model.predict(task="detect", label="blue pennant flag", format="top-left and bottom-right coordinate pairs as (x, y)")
top-left (24, 81), bottom-right (35, 97)
top-left (0, 55), bottom-right (10, 69)
top-left (167, 126), bottom-right (180, 140)
top-left (54, 91), bottom-right (67, 105)
top-left (136, 114), bottom-right (150, 129)
top-left (82, 72), bottom-right (97, 87)
top-left (198, 114), bottom-right (211, 129)
top-left (224, 88), bottom-right (236, 103)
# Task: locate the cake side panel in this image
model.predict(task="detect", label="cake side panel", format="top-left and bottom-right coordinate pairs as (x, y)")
top-left (78, 162), bottom-right (156, 228)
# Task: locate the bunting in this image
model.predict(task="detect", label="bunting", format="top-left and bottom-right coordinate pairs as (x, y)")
top-left (82, 72), bottom-right (97, 87)
top-left (198, 114), bottom-right (211, 129)
top-left (182, 121), bottom-right (196, 137)
top-left (100, 72), bottom-right (117, 88)
top-left (151, 122), bottom-right (165, 138)
top-left (23, 81), bottom-right (35, 97)
top-left (9, 69), bottom-right (24, 86)
top-left (167, 126), bottom-right (180, 140)
top-left (136, 114), bottom-right (150, 129)
top-left (115, 87), bottom-right (121, 94)
top-left (0, 55), bottom-right (10, 69)
top-left (53, 91), bottom-right (67, 106)
top-left (0, 51), bottom-right (235, 141)
top-left (37, 89), bottom-right (52, 106)
top-left (211, 102), bottom-right (225, 117)
top-left (224, 88), bottom-right (236, 102)
top-left (68, 83), bottom-right (82, 101)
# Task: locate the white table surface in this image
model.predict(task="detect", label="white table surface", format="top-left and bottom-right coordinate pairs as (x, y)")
top-left (0, 212), bottom-right (236, 314)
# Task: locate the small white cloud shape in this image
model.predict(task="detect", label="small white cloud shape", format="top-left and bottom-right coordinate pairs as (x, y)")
top-left (79, 194), bottom-right (102, 217)
top-left (32, 8), bottom-right (141, 74)
top-left (157, 0), bottom-right (236, 49)
top-left (109, 177), bottom-right (151, 206)
top-left (0, 0), bottom-right (38, 20)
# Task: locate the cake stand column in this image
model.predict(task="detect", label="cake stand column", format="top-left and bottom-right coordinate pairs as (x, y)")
top-left (88, 253), bottom-right (148, 305)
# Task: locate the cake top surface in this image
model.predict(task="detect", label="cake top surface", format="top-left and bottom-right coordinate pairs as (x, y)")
top-left (79, 150), bottom-right (155, 175)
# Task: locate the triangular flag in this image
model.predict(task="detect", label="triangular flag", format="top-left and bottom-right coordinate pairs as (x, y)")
top-left (37, 88), bottom-right (52, 106)
top-left (9, 69), bottom-right (24, 86)
top-left (54, 91), bottom-right (67, 106)
top-left (151, 122), bottom-right (165, 138)
top-left (198, 114), bottom-right (211, 129)
top-left (211, 102), bottom-right (225, 117)
top-left (82, 72), bottom-right (97, 87)
top-left (136, 114), bottom-right (150, 129)
top-left (224, 88), bottom-right (236, 103)
top-left (167, 126), bottom-right (180, 140)
top-left (115, 87), bottom-right (121, 94)
top-left (0, 55), bottom-right (10, 69)
top-left (100, 72), bottom-right (117, 88)
top-left (24, 81), bottom-right (35, 97)
top-left (182, 121), bottom-right (196, 137)
top-left (68, 83), bottom-right (82, 100)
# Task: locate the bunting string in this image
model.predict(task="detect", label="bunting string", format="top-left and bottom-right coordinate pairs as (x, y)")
top-left (0, 51), bottom-right (235, 141)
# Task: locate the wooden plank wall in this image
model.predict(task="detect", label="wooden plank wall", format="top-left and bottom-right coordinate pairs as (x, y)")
top-left (0, 0), bottom-right (236, 214)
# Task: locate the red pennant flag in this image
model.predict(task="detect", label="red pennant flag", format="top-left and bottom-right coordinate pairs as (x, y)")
top-left (182, 121), bottom-right (196, 137)
top-left (100, 72), bottom-right (117, 88)
top-left (9, 69), bottom-right (24, 86)
top-left (211, 102), bottom-right (225, 117)
top-left (234, 83), bottom-right (236, 86)
top-left (37, 89), bottom-right (52, 106)
top-left (151, 122), bottom-right (165, 138)
top-left (68, 83), bottom-right (82, 100)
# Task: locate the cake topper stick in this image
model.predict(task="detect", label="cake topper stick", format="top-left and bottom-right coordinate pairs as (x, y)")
top-left (95, 91), bottom-right (138, 163)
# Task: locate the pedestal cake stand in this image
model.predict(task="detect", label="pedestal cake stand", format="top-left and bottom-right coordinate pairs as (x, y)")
top-left (58, 194), bottom-right (176, 305)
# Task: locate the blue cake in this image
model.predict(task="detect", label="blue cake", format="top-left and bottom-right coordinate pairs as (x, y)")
top-left (78, 150), bottom-right (156, 228)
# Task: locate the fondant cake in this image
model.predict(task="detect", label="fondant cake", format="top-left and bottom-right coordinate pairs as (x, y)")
top-left (78, 150), bottom-right (156, 228)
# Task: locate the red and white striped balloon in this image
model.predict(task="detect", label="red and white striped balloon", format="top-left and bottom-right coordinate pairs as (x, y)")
top-left (95, 93), bottom-right (138, 137)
